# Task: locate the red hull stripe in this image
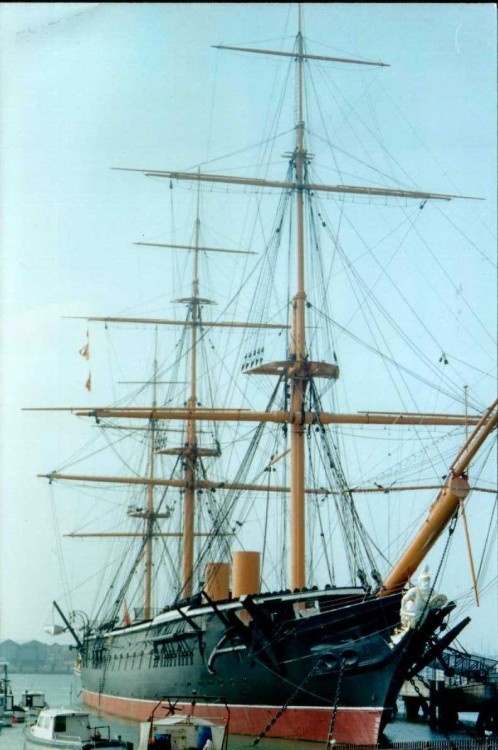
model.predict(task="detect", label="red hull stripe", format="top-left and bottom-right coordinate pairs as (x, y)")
top-left (82, 689), bottom-right (385, 745)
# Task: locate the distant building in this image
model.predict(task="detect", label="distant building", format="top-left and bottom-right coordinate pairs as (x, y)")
top-left (0, 640), bottom-right (75, 673)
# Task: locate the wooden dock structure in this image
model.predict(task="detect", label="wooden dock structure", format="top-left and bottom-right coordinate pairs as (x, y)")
top-left (400, 648), bottom-right (498, 735)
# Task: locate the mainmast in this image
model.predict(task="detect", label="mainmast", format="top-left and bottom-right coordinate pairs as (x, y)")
top-left (182, 185), bottom-right (201, 598)
top-left (290, 17), bottom-right (308, 589)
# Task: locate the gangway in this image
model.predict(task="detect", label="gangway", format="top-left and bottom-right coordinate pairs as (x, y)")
top-left (400, 648), bottom-right (498, 734)
top-left (430, 647), bottom-right (498, 683)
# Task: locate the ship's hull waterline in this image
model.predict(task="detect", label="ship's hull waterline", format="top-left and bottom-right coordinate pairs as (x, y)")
top-left (83, 690), bottom-right (385, 745)
top-left (79, 588), bottom-right (455, 745)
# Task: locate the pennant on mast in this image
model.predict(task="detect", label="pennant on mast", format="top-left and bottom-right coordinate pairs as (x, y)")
top-left (78, 330), bottom-right (90, 360)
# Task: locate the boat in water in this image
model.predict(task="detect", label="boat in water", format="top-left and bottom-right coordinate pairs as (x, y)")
top-left (31, 6), bottom-right (497, 747)
top-left (23, 707), bottom-right (133, 749)
top-left (20, 690), bottom-right (48, 719)
top-left (137, 696), bottom-right (229, 750)
top-left (0, 662), bottom-right (29, 726)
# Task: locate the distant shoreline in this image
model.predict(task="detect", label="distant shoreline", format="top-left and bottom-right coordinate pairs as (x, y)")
top-left (0, 639), bottom-right (75, 675)
top-left (6, 666), bottom-right (74, 674)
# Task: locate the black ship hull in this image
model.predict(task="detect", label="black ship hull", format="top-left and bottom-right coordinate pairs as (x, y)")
top-left (80, 587), bottom-right (459, 744)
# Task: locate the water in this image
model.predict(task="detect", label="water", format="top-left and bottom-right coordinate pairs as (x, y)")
top-left (0, 672), bottom-right (315, 749)
top-left (0, 672), bottom-right (486, 750)
top-left (0, 672), bottom-right (139, 749)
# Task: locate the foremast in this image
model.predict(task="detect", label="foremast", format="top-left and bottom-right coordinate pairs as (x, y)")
top-left (128, 196), bottom-right (256, 605)
top-left (45, 197), bottom-right (280, 617)
top-left (144, 196), bottom-right (265, 600)
top-left (144, 348), bottom-right (159, 619)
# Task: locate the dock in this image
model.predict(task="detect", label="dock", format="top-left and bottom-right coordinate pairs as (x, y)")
top-left (400, 648), bottom-right (498, 734)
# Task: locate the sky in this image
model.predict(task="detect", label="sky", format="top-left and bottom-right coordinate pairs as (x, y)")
top-left (0, 3), bottom-right (496, 656)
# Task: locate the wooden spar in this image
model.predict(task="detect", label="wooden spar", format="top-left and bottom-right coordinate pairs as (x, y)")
top-left (26, 405), bottom-right (487, 427)
top-left (112, 167), bottom-right (482, 202)
top-left (212, 43), bottom-right (390, 68)
top-left (37, 472), bottom-right (494, 496)
top-left (65, 315), bottom-right (289, 330)
top-left (134, 241), bottom-right (256, 255)
top-left (65, 532), bottom-right (229, 538)
top-left (37, 472), bottom-right (300, 491)
top-left (451, 397), bottom-right (498, 474)
top-left (65, 407), bottom-right (488, 427)
top-left (53, 601), bottom-right (82, 650)
top-left (380, 398), bottom-right (498, 596)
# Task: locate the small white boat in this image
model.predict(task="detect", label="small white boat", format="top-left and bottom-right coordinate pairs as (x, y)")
top-left (23, 707), bottom-right (133, 749)
top-left (138, 716), bottom-right (227, 750)
top-left (20, 690), bottom-right (48, 717)
top-left (137, 698), bottom-right (228, 750)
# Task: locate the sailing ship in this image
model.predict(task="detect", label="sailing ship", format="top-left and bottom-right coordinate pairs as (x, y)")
top-left (31, 7), bottom-right (496, 746)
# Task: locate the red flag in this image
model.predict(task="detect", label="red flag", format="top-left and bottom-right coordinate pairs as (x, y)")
top-left (123, 602), bottom-right (131, 626)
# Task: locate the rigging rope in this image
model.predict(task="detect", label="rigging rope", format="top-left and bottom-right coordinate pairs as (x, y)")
top-left (49, 484), bottom-right (73, 614)
top-left (189, 374), bottom-right (285, 589)
top-left (309, 378), bottom-right (380, 585)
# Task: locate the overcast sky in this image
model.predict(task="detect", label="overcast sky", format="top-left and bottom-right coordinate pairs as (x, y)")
top-left (0, 3), bottom-right (496, 654)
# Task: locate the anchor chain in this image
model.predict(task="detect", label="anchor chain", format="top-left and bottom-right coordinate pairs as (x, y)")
top-left (326, 657), bottom-right (345, 747)
top-left (409, 675), bottom-right (431, 719)
top-left (252, 657), bottom-right (325, 746)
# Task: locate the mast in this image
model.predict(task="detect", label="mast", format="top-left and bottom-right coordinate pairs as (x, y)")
top-left (181, 183), bottom-right (201, 599)
top-left (106, 26), bottom-right (482, 593)
top-left (109, 73), bottom-right (478, 596)
top-left (49, 243), bottom-right (279, 613)
top-left (144, 338), bottom-right (159, 618)
top-left (380, 398), bottom-right (498, 595)
top-left (130, 188), bottom-right (262, 602)
top-left (290, 13), bottom-right (307, 589)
